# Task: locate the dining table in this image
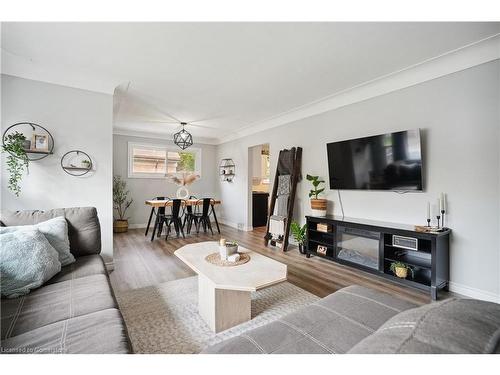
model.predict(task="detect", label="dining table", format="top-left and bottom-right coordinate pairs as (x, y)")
top-left (144, 198), bottom-right (222, 240)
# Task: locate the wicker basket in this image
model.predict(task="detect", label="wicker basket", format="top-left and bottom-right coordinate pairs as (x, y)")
top-left (310, 198), bottom-right (327, 216)
top-left (113, 219), bottom-right (129, 233)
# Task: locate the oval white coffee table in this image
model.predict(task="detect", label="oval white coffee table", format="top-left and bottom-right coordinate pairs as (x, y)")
top-left (175, 241), bottom-right (287, 333)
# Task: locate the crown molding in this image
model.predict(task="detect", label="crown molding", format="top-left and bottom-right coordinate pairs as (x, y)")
top-left (112, 127), bottom-right (219, 145)
top-left (218, 33), bottom-right (500, 145)
top-left (1, 48), bottom-right (120, 95)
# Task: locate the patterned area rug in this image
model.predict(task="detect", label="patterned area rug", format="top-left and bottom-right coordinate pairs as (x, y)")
top-left (115, 276), bottom-right (319, 353)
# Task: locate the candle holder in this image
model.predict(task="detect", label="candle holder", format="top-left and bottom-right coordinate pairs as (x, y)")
top-left (426, 218), bottom-right (431, 227)
top-left (436, 215), bottom-right (441, 229)
top-left (441, 210), bottom-right (446, 228)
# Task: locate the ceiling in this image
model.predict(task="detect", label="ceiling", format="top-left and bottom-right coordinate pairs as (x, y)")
top-left (2, 22), bottom-right (500, 143)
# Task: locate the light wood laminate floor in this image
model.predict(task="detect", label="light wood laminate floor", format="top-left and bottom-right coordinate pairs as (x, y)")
top-left (110, 225), bottom-right (435, 305)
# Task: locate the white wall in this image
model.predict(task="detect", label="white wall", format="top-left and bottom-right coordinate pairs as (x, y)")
top-left (1, 75), bottom-right (114, 264)
top-left (112, 134), bottom-right (217, 227)
top-left (216, 61), bottom-right (500, 302)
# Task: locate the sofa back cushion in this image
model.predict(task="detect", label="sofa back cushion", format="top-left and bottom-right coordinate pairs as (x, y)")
top-left (348, 298), bottom-right (500, 354)
top-left (0, 207), bottom-right (101, 257)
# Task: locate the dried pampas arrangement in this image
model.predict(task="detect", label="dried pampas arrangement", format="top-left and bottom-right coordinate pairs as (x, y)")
top-left (166, 172), bottom-right (200, 186)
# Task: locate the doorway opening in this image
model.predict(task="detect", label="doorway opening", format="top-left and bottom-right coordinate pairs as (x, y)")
top-left (248, 144), bottom-right (271, 229)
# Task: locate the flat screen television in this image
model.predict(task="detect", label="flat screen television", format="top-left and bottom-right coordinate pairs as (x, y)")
top-left (327, 129), bottom-right (423, 191)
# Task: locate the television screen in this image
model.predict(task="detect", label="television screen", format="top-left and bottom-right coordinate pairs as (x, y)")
top-left (327, 129), bottom-right (423, 191)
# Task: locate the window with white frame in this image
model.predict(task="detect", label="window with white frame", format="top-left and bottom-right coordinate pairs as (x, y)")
top-left (128, 142), bottom-right (201, 178)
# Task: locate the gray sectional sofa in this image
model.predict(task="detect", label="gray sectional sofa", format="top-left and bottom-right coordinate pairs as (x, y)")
top-left (203, 285), bottom-right (500, 354)
top-left (0, 207), bottom-right (131, 354)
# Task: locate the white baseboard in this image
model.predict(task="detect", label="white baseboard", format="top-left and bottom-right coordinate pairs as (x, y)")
top-left (128, 223), bottom-right (147, 229)
top-left (448, 281), bottom-right (500, 303)
top-left (217, 218), bottom-right (253, 232)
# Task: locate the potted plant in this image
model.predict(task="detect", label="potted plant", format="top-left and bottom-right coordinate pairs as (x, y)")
top-left (306, 174), bottom-right (327, 216)
top-left (390, 261), bottom-right (415, 279)
top-left (113, 175), bottom-right (133, 233)
top-left (290, 221), bottom-right (307, 254)
top-left (1, 131), bottom-right (29, 197)
top-left (81, 159), bottom-right (91, 169)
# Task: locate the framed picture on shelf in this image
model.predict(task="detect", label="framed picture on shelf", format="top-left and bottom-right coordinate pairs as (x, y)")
top-left (32, 133), bottom-right (49, 151)
top-left (317, 245), bottom-right (328, 256)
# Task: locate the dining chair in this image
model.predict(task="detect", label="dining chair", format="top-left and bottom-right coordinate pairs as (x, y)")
top-left (182, 195), bottom-right (197, 233)
top-left (190, 198), bottom-right (215, 235)
top-left (148, 196), bottom-right (170, 241)
top-left (161, 199), bottom-right (185, 240)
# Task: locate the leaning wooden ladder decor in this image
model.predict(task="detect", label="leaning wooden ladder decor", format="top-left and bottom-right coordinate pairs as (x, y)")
top-left (264, 147), bottom-right (302, 251)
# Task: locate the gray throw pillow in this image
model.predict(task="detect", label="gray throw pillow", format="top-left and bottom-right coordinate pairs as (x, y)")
top-left (0, 229), bottom-right (61, 298)
top-left (348, 298), bottom-right (500, 354)
top-left (0, 216), bottom-right (75, 266)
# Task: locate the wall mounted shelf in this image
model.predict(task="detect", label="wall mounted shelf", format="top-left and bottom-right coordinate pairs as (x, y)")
top-left (60, 150), bottom-right (94, 176)
top-left (2, 122), bottom-right (55, 161)
top-left (219, 158), bottom-right (235, 182)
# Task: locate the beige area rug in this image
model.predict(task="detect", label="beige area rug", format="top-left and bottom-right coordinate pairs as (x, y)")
top-left (115, 276), bottom-right (319, 354)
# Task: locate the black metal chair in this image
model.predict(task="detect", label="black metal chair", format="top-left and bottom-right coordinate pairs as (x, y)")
top-left (182, 195), bottom-right (197, 233)
top-left (161, 199), bottom-right (185, 240)
top-left (190, 198), bottom-right (215, 235)
top-left (149, 196), bottom-right (170, 241)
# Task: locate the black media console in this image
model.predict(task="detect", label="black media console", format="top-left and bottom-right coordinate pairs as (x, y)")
top-left (305, 215), bottom-right (450, 300)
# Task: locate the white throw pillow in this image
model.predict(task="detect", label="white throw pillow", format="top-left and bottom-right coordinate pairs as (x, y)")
top-left (0, 229), bottom-right (62, 298)
top-left (0, 216), bottom-right (75, 266)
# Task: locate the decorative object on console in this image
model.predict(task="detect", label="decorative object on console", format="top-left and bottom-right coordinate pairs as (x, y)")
top-left (306, 174), bottom-right (327, 216)
top-left (219, 158), bottom-right (235, 182)
top-left (173, 122), bottom-right (193, 150)
top-left (166, 172), bottom-right (200, 198)
top-left (316, 223), bottom-right (331, 233)
top-left (290, 221), bottom-right (307, 254)
top-left (440, 192), bottom-right (447, 228)
top-left (390, 261), bottom-right (415, 279)
top-left (317, 245), bottom-right (328, 256)
top-left (60, 150), bottom-right (94, 176)
top-left (113, 175), bottom-right (133, 233)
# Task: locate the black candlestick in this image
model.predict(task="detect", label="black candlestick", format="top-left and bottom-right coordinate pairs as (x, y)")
top-left (427, 218), bottom-right (431, 227)
top-left (436, 215), bottom-right (441, 228)
top-left (441, 210), bottom-right (446, 228)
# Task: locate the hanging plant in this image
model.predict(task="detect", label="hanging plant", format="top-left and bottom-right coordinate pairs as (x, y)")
top-left (1, 132), bottom-right (29, 197)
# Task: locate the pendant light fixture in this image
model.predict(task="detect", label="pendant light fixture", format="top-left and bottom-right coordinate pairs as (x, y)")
top-left (173, 122), bottom-right (193, 150)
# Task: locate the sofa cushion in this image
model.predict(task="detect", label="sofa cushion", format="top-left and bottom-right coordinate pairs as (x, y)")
top-left (0, 309), bottom-right (131, 354)
top-left (0, 229), bottom-right (61, 298)
top-left (47, 255), bottom-right (107, 284)
top-left (0, 207), bottom-right (101, 257)
top-left (348, 298), bottom-right (500, 354)
top-left (202, 285), bottom-right (417, 354)
top-left (1, 274), bottom-right (117, 339)
top-left (0, 216), bottom-right (75, 266)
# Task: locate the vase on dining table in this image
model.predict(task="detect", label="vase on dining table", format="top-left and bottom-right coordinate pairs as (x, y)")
top-left (176, 186), bottom-right (190, 199)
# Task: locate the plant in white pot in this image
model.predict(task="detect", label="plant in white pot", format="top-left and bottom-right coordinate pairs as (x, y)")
top-left (113, 175), bottom-right (133, 233)
top-left (306, 174), bottom-right (327, 216)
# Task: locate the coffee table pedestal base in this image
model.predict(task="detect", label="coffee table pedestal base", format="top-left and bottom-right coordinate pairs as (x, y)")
top-left (198, 274), bottom-right (251, 333)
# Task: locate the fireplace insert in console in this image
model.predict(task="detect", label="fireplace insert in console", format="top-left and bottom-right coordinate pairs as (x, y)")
top-left (305, 215), bottom-right (450, 300)
top-left (336, 226), bottom-right (380, 270)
